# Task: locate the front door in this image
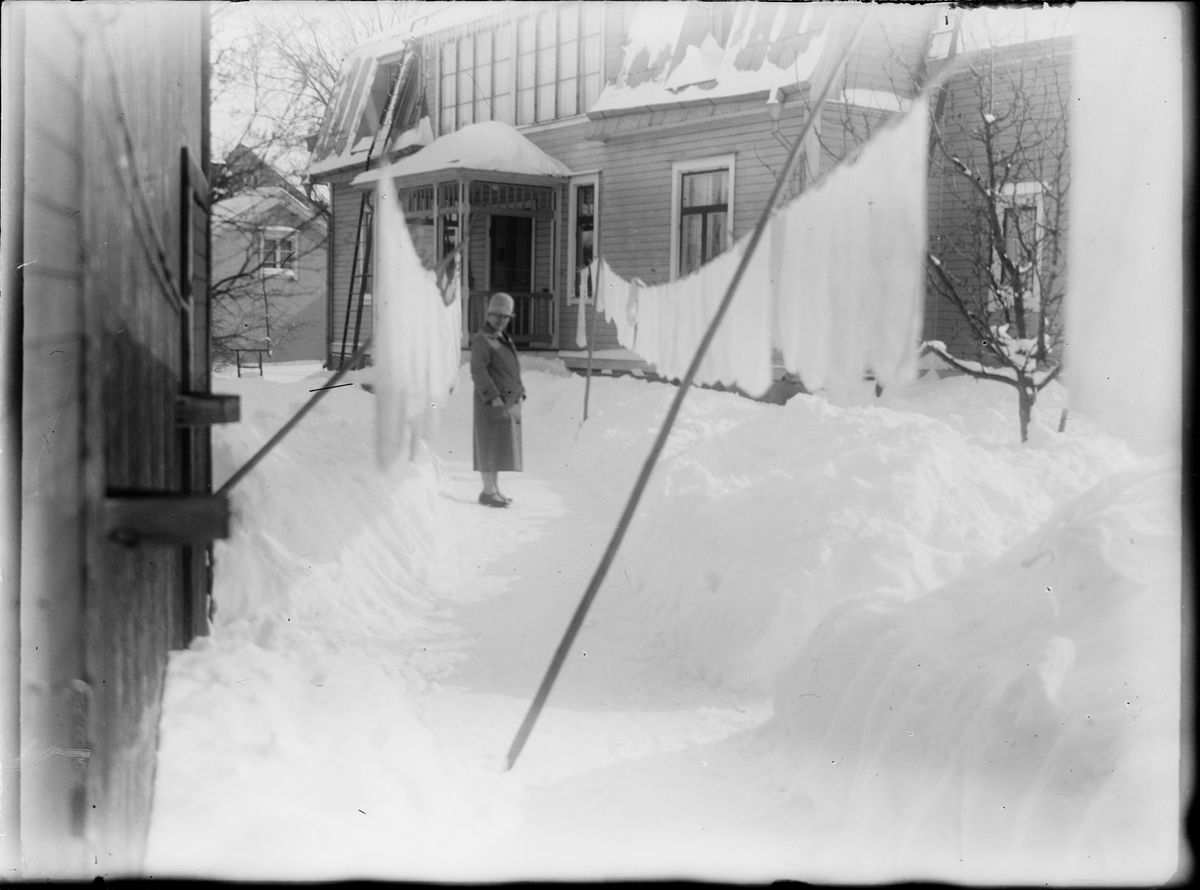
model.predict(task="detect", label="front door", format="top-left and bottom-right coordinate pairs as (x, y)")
top-left (488, 214), bottom-right (553, 346)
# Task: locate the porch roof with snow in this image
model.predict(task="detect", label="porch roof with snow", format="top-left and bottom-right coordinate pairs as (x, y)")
top-left (350, 121), bottom-right (573, 189)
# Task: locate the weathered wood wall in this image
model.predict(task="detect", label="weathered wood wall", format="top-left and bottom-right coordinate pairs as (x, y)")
top-left (17, 2), bottom-right (210, 876)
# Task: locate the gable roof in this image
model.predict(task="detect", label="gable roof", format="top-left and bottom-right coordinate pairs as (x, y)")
top-left (213, 187), bottom-right (328, 235)
top-left (352, 121), bottom-right (572, 187)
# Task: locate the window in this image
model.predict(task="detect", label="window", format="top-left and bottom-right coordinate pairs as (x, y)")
top-left (671, 156), bottom-right (735, 279)
top-left (261, 228), bottom-right (297, 277)
top-left (567, 173), bottom-right (599, 304)
top-left (516, 3), bottom-right (603, 126)
top-left (438, 25), bottom-right (514, 134)
top-left (991, 182), bottom-right (1044, 321)
top-left (355, 60), bottom-right (401, 146)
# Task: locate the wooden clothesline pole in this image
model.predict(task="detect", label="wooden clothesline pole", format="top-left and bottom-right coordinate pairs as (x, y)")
top-left (582, 267), bottom-right (602, 421)
top-left (503, 12), bottom-right (871, 772)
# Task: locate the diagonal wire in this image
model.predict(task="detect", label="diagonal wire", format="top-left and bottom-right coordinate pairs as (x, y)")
top-left (503, 12), bottom-right (871, 772)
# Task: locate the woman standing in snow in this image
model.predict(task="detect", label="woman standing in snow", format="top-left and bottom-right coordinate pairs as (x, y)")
top-left (470, 292), bottom-right (525, 507)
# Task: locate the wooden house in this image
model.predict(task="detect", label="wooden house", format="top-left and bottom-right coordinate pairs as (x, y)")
top-left (306, 1), bottom-right (1074, 381)
top-left (2, 2), bottom-right (235, 877)
top-left (211, 168), bottom-right (329, 367)
top-left (305, 1), bottom-right (939, 375)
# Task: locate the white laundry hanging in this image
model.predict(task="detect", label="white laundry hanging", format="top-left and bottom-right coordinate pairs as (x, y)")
top-left (373, 175), bottom-right (461, 469)
top-left (596, 258), bottom-right (637, 349)
top-left (585, 97), bottom-right (926, 397)
top-left (772, 95), bottom-right (929, 395)
top-left (574, 264), bottom-right (590, 349)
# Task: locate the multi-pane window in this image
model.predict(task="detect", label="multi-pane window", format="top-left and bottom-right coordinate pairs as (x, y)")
top-left (438, 25), bottom-right (514, 134)
top-left (677, 168), bottom-right (730, 277)
top-left (261, 229), bottom-right (297, 277)
top-left (516, 4), bottom-right (603, 126)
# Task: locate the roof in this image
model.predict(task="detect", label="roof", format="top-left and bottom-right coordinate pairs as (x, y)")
top-left (346, 2), bottom-right (518, 62)
top-left (929, 5), bottom-right (1075, 59)
top-left (351, 121), bottom-right (573, 187)
top-left (589, 2), bottom-right (836, 118)
top-left (213, 188), bottom-right (328, 234)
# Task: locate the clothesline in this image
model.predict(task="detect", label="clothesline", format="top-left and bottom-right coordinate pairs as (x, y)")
top-left (571, 93), bottom-right (929, 399)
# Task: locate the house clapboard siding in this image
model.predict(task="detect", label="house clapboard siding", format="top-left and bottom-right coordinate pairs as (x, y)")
top-left (926, 36), bottom-right (1072, 359)
top-left (308, 2), bottom-right (1070, 382)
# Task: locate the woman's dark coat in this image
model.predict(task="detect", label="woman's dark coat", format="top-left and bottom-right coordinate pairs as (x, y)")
top-left (470, 325), bottom-right (525, 472)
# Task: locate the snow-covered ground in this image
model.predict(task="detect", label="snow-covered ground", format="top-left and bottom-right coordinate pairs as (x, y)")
top-left (144, 358), bottom-right (1182, 883)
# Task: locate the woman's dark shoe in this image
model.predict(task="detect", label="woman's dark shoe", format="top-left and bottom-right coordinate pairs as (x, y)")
top-left (478, 492), bottom-right (509, 508)
top-left (495, 492), bottom-right (513, 505)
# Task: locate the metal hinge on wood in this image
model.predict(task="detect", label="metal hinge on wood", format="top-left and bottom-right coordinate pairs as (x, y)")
top-left (104, 494), bottom-right (230, 546)
top-left (175, 393), bottom-right (241, 426)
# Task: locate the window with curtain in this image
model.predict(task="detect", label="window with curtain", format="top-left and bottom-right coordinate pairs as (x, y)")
top-left (677, 168), bottom-right (730, 277)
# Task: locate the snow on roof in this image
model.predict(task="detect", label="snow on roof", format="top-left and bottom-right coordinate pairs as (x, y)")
top-left (352, 121), bottom-right (572, 186)
top-left (213, 187), bottom-right (327, 233)
top-left (591, 2), bottom-right (831, 117)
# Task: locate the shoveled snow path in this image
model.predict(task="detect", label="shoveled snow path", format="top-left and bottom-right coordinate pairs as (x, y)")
top-left (409, 451), bottom-right (805, 880)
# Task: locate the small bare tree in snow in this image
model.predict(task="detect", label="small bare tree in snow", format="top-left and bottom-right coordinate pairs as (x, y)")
top-left (923, 26), bottom-right (1070, 442)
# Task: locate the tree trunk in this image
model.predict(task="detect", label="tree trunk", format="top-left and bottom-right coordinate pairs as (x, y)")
top-left (1017, 376), bottom-right (1035, 443)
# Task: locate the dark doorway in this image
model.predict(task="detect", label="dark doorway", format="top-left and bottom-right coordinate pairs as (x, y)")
top-left (490, 215), bottom-right (532, 292)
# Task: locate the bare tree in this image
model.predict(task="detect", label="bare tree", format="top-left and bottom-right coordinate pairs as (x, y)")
top-left (209, 196), bottom-right (328, 365)
top-left (211, 2), bottom-right (416, 183)
top-left (923, 26), bottom-right (1071, 442)
top-left (208, 3), bottom-right (418, 367)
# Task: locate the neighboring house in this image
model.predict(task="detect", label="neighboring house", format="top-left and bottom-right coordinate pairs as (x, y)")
top-left (923, 8), bottom-right (1073, 362)
top-left (211, 153), bottom-right (329, 365)
top-left (305, 1), bottom-right (1069, 376)
top-left (5, 1), bottom-right (234, 877)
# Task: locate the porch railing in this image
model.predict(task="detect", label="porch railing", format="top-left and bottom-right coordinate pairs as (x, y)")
top-left (469, 291), bottom-right (554, 346)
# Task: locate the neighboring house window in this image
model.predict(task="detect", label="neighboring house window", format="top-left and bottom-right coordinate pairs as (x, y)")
top-left (671, 156), bottom-right (735, 279)
top-left (438, 25), bottom-right (514, 134)
top-left (991, 182), bottom-right (1044, 320)
top-left (567, 173), bottom-right (599, 304)
top-left (262, 227), bottom-right (297, 277)
top-left (516, 3), bottom-right (603, 126)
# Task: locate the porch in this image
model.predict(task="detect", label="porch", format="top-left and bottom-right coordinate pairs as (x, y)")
top-left (353, 121), bottom-right (573, 350)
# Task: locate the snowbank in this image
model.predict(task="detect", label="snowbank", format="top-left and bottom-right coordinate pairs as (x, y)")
top-left (146, 368), bottom-right (522, 879)
top-left (145, 360), bottom-right (1175, 882)
top-left (541, 373), bottom-right (1138, 694)
top-left (767, 459), bottom-right (1181, 884)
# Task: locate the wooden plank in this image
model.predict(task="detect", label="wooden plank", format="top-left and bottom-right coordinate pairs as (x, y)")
top-left (104, 495), bottom-right (230, 546)
top-left (175, 393), bottom-right (240, 427)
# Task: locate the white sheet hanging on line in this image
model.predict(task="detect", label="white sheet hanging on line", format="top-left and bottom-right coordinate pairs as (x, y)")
top-left (596, 258), bottom-right (637, 349)
top-left (773, 96), bottom-right (929, 395)
top-left (585, 96), bottom-right (926, 396)
top-left (574, 262), bottom-right (592, 348)
top-left (373, 176), bottom-right (461, 469)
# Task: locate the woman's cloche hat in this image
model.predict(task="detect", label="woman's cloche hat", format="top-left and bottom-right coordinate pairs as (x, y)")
top-left (486, 292), bottom-right (515, 317)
